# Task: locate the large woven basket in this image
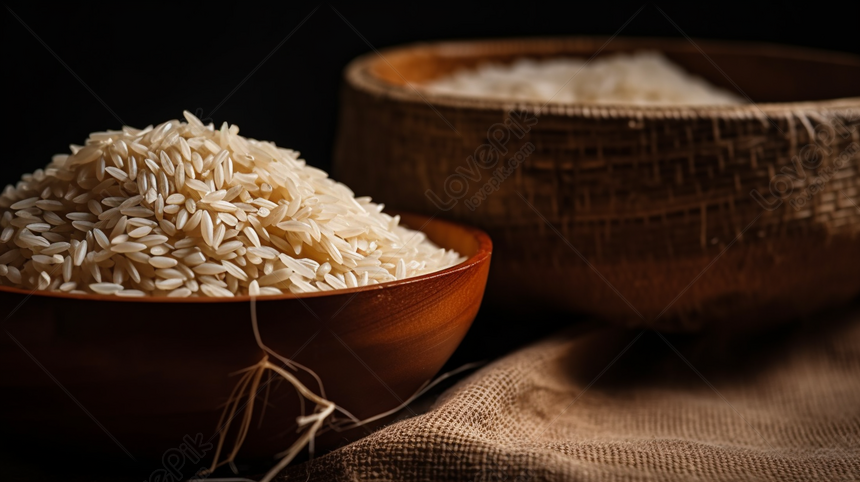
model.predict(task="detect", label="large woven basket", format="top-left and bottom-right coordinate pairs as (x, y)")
top-left (334, 37), bottom-right (860, 331)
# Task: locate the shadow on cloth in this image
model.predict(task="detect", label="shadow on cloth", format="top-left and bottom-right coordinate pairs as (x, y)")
top-left (561, 302), bottom-right (860, 391)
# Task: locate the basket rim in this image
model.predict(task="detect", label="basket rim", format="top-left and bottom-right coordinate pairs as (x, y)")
top-left (344, 36), bottom-right (860, 120)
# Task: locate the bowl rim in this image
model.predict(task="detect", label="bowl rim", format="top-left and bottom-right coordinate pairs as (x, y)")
top-left (0, 212), bottom-right (492, 304)
top-left (344, 36), bottom-right (860, 118)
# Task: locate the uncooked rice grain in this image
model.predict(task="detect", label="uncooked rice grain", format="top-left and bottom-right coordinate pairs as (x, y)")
top-left (0, 112), bottom-right (464, 297)
top-left (423, 51), bottom-right (744, 105)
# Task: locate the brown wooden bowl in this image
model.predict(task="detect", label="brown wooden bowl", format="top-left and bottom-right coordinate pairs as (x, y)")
top-left (334, 37), bottom-right (860, 331)
top-left (0, 213), bottom-right (491, 466)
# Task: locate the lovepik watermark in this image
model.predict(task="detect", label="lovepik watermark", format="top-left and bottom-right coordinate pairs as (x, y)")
top-left (426, 110), bottom-right (538, 211)
top-left (145, 433), bottom-right (213, 482)
top-left (750, 119), bottom-right (856, 211)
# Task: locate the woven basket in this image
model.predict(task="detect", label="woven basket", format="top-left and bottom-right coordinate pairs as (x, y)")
top-left (334, 37), bottom-right (860, 331)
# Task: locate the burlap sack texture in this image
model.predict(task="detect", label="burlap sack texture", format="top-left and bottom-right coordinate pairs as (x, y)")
top-left (282, 307), bottom-right (860, 481)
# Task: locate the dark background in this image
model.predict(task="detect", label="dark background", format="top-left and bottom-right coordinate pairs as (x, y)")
top-left (3, 2), bottom-right (860, 480)
top-left (3, 1), bottom-right (859, 189)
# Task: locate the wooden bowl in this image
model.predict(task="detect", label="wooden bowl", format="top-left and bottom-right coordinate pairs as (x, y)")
top-left (334, 37), bottom-right (860, 331)
top-left (0, 213), bottom-right (491, 465)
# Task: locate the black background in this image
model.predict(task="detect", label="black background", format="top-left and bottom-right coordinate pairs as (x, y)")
top-left (3, 2), bottom-right (860, 480)
top-left (3, 1), bottom-right (859, 189)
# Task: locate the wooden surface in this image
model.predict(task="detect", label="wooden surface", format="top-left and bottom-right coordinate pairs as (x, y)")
top-left (0, 213), bottom-right (491, 468)
top-left (334, 36), bottom-right (860, 330)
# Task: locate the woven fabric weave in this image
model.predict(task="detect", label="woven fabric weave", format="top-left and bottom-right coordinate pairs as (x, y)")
top-left (334, 38), bottom-right (860, 329)
top-left (283, 309), bottom-right (860, 481)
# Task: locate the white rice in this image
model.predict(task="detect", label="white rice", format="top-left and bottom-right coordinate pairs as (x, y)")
top-left (0, 112), bottom-right (464, 297)
top-left (423, 51), bottom-right (744, 105)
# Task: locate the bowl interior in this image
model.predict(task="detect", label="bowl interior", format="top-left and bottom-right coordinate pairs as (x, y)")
top-left (368, 37), bottom-right (860, 103)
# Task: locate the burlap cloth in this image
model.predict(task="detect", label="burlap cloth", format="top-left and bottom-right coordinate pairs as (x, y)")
top-left (282, 307), bottom-right (860, 482)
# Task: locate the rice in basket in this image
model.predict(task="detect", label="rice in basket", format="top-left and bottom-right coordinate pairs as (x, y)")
top-left (0, 112), bottom-right (463, 297)
top-left (424, 51), bottom-right (744, 105)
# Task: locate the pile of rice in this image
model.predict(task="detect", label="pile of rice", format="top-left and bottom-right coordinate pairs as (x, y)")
top-left (0, 112), bottom-right (463, 297)
top-left (424, 51), bottom-right (744, 105)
